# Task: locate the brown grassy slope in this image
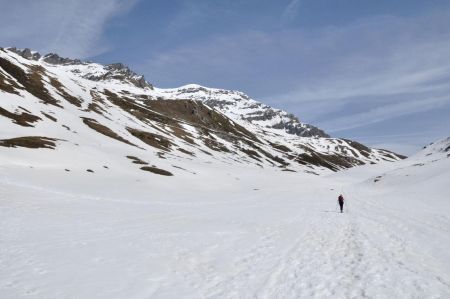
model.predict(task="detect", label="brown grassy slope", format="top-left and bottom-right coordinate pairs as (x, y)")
top-left (147, 99), bottom-right (260, 143)
top-left (0, 136), bottom-right (58, 149)
top-left (0, 57), bottom-right (61, 107)
top-left (140, 166), bottom-right (173, 176)
top-left (0, 107), bottom-right (41, 126)
top-left (49, 77), bottom-right (82, 107)
top-left (127, 128), bottom-right (173, 151)
top-left (81, 117), bottom-right (136, 146)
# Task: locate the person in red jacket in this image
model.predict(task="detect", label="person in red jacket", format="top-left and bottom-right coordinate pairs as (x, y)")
top-left (338, 194), bottom-right (344, 213)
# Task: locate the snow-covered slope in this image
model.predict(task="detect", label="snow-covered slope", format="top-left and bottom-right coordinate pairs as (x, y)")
top-left (154, 84), bottom-right (329, 137)
top-left (360, 136), bottom-right (450, 201)
top-left (1, 133), bottom-right (449, 298)
top-left (0, 47), bottom-right (404, 177)
top-left (1, 47), bottom-right (449, 299)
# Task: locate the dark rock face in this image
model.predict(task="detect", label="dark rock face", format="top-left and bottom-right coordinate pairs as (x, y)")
top-left (83, 62), bottom-right (153, 90)
top-left (214, 99), bottom-right (328, 138)
top-left (104, 63), bottom-right (153, 89)
top-left (278, 121), bottom-right (329, 138)
top-left (42, 53), bottom-right (83, 65)
top-left (7, 47), bottom-right (41, 60)
top-left (245, 109), bottom-right (329, 138)
top-left (7, 48), bottom-right (152, 90)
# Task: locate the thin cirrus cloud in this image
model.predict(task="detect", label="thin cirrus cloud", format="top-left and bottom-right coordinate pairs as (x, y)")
top-left (0, 0), bottom-right (138, 58)
top-left (318, 95), bottom-right (450, 133)
top-left (282, 0), bottom-right (303, 23)
top-left (143, 8), bottom-right (450, 149)
top-left (1, 0), bottom-right (448, 154)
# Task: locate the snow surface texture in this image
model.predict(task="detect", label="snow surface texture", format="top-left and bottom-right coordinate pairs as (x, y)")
top-left (1, 137), bottom-right (449, 298)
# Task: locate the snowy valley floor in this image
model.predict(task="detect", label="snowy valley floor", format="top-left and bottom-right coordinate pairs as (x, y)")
top-left (1, 162), bottom-right (450, 299)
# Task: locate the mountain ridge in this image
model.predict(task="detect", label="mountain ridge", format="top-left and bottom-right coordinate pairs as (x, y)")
top-left (3, 47), bottom-right (328, 138)
top-left (0, 46), bottom-right (404, 176)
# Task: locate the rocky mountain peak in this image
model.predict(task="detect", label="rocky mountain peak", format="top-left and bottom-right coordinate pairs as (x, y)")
top-left (0, 46), bottom-right (406, 174)
top-left (7, 47), bottom-right (41, 60)
top-left (158, 84), bottom-right (329, 138)
top-left (5, 47), bottom-right (152, 90)
top-left (102, 63), bottom-right (153, 89)
top-left (42, 53), bottom-right (84, 65)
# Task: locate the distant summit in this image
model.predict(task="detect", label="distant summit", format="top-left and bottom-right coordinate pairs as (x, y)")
top-left (156, 84), bottom-right (329, 138)
top-left (6, 47), bottom-right (153, 89)
top-left (0, 46), bottom-right (404, 175)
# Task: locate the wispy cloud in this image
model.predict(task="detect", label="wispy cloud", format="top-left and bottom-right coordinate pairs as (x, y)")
top-left (319, 95), bottom-right (450, 132)
top-left (140, 7), bottom-right (450, 152)
top-left (0, 0), bottom-right (138, 58)
top-left (144, 9), bottom-right (450, 131)
top-left (282, 0), bottom-right (302, 23)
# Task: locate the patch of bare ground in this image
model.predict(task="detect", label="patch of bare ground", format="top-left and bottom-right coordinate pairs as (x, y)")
top-left (378, 150), bottom-right (407, 160)
top-left (81, 117), bottom-right (136, 146)
top-left (0, 136), bottom-right (58, 149)
top-left (0, 70), bottom-right (21, 94)
top-left (104, 91), bottom-right (297, 162)
top-left (146, 99), bottom-right (260, 143)
top-left (18, 106), bottom-right (31, 113)
top-left (126, 155), bottom-right (149, 165)
top-left (172, 165), bottom-right (196, 174)
top-left (85, 90), bottom-right (109, 116)
top-left (336, 144), bottom-right (359, 157)
top-left (178, 148), bottom-right (195, 156)
top-left (103, 90), bottom-right (196, 144)
top-left (172, 165), bottom-right (186, 171)
top-left (49, 77), bottom-right (82, 107)
top-left (240, 148), bottom-right (262, 162)
top-left (268, 141), bottom-right (292, 153)
top-left (253, 145), bottom-right (290, 166)
top-left (127, 127), bottom-right (173, 151)
top-left (104, 89), bottom-right (174, 124)
top-left (304, 170), bottom-right (319, 175)
top-left (0, 58), bottom-right (62, 107)
top-left (0, 107), bottom-right (42, 126)
top-left (342, 139), bottom-right (371, 158)
top-left (140, 166), bottom-right (173, 176)
top-left (203, 135), bottom-right (231, 153)
top-left (200, 149), bottom-right (213, 156)
top-left (106, 90), bottom-right (260, 149)
top-left (171, 126), bottom-right (197, 145)
top-left (41, 111), bottom-right (57, 122)
top-left (295, 152), bottom-right (364, 171)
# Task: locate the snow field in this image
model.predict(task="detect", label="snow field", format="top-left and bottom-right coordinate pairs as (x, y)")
top-left (1, 154), bottom-right (450, 298)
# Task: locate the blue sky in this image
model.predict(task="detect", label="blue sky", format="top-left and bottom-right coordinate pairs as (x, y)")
top-left (1, 0), bottom-right (450, 155)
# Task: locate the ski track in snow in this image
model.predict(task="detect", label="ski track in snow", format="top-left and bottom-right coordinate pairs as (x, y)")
top-left (1, 167), bottom-right (450, 298)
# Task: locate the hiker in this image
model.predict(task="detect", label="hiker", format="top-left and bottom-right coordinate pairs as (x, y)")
top-left (338, 194), bottom-right (344, 213)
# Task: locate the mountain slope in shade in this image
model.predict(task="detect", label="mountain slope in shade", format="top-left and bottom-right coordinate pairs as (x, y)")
top-left (0, 47), bottom-right (404, 176)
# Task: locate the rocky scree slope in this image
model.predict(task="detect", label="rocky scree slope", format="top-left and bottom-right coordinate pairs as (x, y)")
top-left (0, 47), bottom-right (404, 176)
